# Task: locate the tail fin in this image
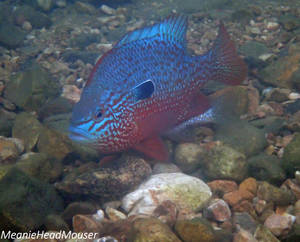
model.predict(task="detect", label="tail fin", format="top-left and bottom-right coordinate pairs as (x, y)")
top-left (208, 22), bottom-right (247, 85)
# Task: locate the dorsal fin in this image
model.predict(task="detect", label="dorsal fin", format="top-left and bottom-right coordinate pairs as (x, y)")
top-left (115, 14), bottom-right (188, 48)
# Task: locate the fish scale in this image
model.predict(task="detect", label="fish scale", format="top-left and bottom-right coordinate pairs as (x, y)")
top-left (69, 15), bottom-right (247, 161)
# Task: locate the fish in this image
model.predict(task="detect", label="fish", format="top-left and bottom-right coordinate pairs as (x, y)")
top-left (69, 15), bottom-right (247, 162)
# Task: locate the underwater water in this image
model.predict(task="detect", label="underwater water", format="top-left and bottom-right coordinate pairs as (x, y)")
top-left (0, 0), bottom-right (300, 241)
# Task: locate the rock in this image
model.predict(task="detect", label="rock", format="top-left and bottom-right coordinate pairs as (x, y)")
top-left (234, 212), bottom-right (259, 234)
top-left (174, 143), bottom-right (204, 173)
top-left (152, 162), bottom-right (181, 174)
top-left (175, 218), bottom-right (216, 242)
top-left (0, 108), bottom-right (16, 137)
top-left (12, 112), bottom-right (44, 152)
top-left (215, 120), bottom-right (267, 157)
top-left (254, 225), bottom-right (280, 242)
top-left (44, 214), bottom-right (69, 232)
top-left (0, 22), bottom-right (25, 48)
top-left (62, 50), bottom-right (101, 64)
top-left (240, 178), bottom-right (257, 196)
top-left (233, 200), bottom-right (256, 218)
top-left (264, 213), bottom-right (295, 237)
top-left (0, 136), bottom-right (22, 165)
top-left (122, 172), bottom-right (211, 216)
top-left (61, 84), bottom-right (82, 103)
top-left (74, 2), bottom-right (96, 14)
top-left (13, 5), bottom-right (52, 29)
top-left (207, 180), bottom-right (238, 195)
top-left (37, 127), bottom-right (74, 161)
top-left (203, 199), bottom-right (231, 222)
top-left (56, 155), bottom-right (152, 202)
top-left (93, 209), bottom-right (105, 222)
top-left (264, 88), bottom-right (291, 102)
top-left (0, 168), bottom-right (63, 231)
top-left (43, 113), bottom-right (72, 135)
top-left (258, 44), bottom-right (300, 89)
top-left (130, 217), bottom-right (181, 242)
top-left (257, 182), bottom-right (296, 206)
top-left (248, 153), bottom-right (286, 185)
top-left (279, 14), bottom-right (300, 31)
top-left (100, 5), bottom-right (116, 15)
top-left (69, 33), bottom-right (102, 50)
top-left (73, 214), bottom-right (103, 233)
top-left (202, 142), bottom-right (248, 182)
top-left (152, 200), bottom-right (178, 227)
top-left (62, 202), bottom-right (97, 226)
top-left (4, 64), bottom-right (60, 112)
top-left (105, 207), bottom-right (126, 221)
top-left (223, 189), bottom-right (254, 207)
top-left (15, 152), bottom-right (62, 182)
top-left (283, 133), bottom-right (300, 176)
top-left (22, 21), bottom-right (32, 31)
top-left (39, 97), bottom-right (73, 121)
top-left (37, 0), bottom-right (54, 12)
top-left (239, 41), bottom-right (270, 69)
top-left (233, 229), bottom-right (257, 242)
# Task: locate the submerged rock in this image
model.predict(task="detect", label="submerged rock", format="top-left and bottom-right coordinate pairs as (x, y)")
top-left (283, 133), bottom-right (300, 176)
top-left (4, 64), bottom-right (61, 112)
top-left (215, 120), bottom-right (267, 157)
top-left (56, 155), bottom-right (151, 202)
top-left (15, 152), bottom-right (62, 182)
top-left (174, 143), bottom-right (204, 173)
top-left (248, 153), bottom-right (286, 185)
top-left (37, 127), bottom-right (74, 161)
top-left (12, 112), bottom-right (44, 152)
top-left (0, 136), bottom-right (23, 165)
top-left (257, 181), bottom-right (296, 206)
top-left (254, 225), bottom-right (280, 242)
top-left (130, 217), bottom-right (181, 242)
top-left (202, 142), bottom-right (248, 182)
top-left (122, 172), bottom-right (212, 216)
top-left (0, 168), bottom-right (63, 231)
top-left (0, 22), bottom-right (25, 48)
top-left (175, 217), bottom-right (216, 242)
top-left (0, 108), bottom-right (16, 137)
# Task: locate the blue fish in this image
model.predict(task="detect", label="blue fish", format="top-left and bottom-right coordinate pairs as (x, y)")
top-left (69, 15), bottom-right (247, 162)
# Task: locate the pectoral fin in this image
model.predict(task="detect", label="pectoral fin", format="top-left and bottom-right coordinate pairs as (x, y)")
top-left (133, 136), bottom-right (169, 162)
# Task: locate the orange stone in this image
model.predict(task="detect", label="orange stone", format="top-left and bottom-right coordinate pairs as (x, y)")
top-left (239, 177), bottom-right (257, 196)
top-left (223, 190), bottom-right (243, 207)
top-left (207, 180), bottom-right (238, 195)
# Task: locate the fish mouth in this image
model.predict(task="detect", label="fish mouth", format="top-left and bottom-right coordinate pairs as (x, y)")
top-left (68, 126), bottom-right (92, 143)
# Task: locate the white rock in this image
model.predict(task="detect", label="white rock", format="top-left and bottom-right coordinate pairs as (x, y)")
top-left (289, 92), bottom-right (300, 100)
top-left (93, 209), bottom-right (105, 221)
top-left (266, 22), bottom-right (279, 30)
top-left (122, 172), bottom-right (212, 216)
top-left (100, 5), bottom-right (116, 15)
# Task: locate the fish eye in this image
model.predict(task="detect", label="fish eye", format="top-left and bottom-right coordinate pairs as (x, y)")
top-left (94, 110), bottom-right (102, 119)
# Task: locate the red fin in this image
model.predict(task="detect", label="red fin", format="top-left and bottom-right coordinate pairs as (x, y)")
top-left (208, 22), bottom-right (247, 85)
top-left (133, 136), bottom-right (169, 162)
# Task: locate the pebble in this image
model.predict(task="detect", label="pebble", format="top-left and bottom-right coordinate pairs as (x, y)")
top-left (233, 229), bottom-right (257, 242)
top-left (289, 92), bottom-right (300, 100)
top-left (22, 21), bottom-right (32, 31)
top-left (152, 200), bottom-right (178, 227)
top-left (264, 213), bottom-right (295, 236)
top-left (203, 199), bottom-right (231, 222)
top-left (61, 84), bottom-right (82, 103)
top-left (105, 207), bottom-right (126, 221)
top-left (207, 180), bottom-right (238, 194)
top-left (100, 5), bottom-right (116, 15)
top-left (266, 22), bottom-right (280, 31)
top-left (93, 209), bottom-right (105, 221)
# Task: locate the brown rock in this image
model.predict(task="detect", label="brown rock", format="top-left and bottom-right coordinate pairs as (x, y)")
top-left (254, 199), bottom-right (267, 215)
top-left (233, 229), bottom-right (257, 242)
top-left (224, 190), bottom-right (244, 207)
top-left (0, 136), bottom-right (23, 164)
top-left (264, 213), bottom-right (295, 237)
top-left (233, 200), bottom-right (256, 218)
top-left (239, 178), bottom-right (258, 196)
top-left (152, 200), bottom-right (178, 227)
top-left (203, 199), bottom-right (231, 222)
top-left (207, 180), bottom-right (238, 195)
top-left (283, 179), bottom-right (300, 200)
top-left (72, 214), bottom-right (103, 233)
